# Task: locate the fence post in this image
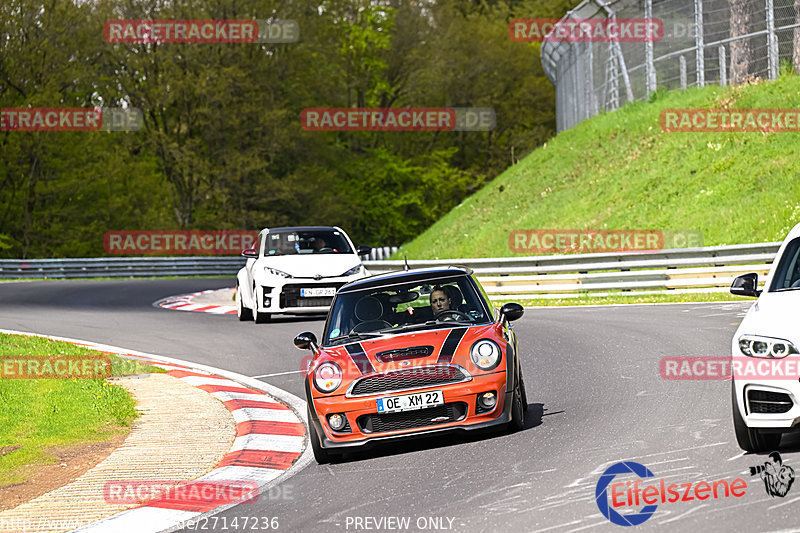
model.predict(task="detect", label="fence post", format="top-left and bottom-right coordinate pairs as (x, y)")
top-left (644, 0), bottom-right (656, 94)
top-left (766, 0), bottom-right (779, 80)
top-left (695, 0), bottom-right (705, 86)
top-left (719, 46), bottom-right (727, 86)
top-left (680, 55), bottom-right (687, 89)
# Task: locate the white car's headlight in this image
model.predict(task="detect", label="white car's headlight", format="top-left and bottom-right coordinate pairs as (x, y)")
top-left (314, 362), bottom-right (342, 393)
top-left (264, 267), bottom-right (292, 278)
top-left (340, 265), bottom-right (363, 277)
top-left (738, 335), bottom-right (799, 358)
top-left (470, 340), bottom-right (502, 370)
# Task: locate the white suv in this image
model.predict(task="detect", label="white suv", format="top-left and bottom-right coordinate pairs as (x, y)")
top-left (236, 226), bottom-right (370, 322)
top-left (731, 222), bottom-right (800, 452)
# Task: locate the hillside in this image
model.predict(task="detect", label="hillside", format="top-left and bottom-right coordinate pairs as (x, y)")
top-left (397, 73), bottom-right (800, 259)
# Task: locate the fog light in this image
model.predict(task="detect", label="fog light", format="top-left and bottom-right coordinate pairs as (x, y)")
top-left (263, 296), bottom-right (271, 307)
top-left (328, 413), bottom-right (346, 430)
top-left (479, 392), bottom-right (497, 409)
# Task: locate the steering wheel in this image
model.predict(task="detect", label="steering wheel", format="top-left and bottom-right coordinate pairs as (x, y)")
top-left (352, 320), bottom-right (392, 333)
top-left (435, 310), bottom-right (471, 322)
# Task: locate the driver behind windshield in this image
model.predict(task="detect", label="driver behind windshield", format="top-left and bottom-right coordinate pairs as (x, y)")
top-left (429, 286), bottom-right (451, 315)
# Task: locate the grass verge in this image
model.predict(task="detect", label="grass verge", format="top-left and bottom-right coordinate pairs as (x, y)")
top-left (0, 333), bottom-right (165, 486)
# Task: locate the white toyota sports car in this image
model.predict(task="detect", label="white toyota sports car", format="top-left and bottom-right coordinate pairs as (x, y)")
top-left (731, 222), bottom-right (800, 452)
top-left (236, 226), bottom-right (371, 322)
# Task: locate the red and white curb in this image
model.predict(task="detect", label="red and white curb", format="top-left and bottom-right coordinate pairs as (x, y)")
top-left (0, 329), bottom-right (312, 533)
top-left (155, 289), bottom-right (237, 315)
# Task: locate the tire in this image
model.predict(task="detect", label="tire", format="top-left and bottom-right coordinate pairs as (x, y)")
top-left (237, 286), bottom-right (252, 322)
top-left (308, 409), bottom-right (330, 464)
top-left (519, 368), bottom-right (529, 413)
top-left (509, 375), bottom-right (525, 432)
top-left (254, 310), bottom-right (271, 324)
top-left (732, 382), bottom-right (782, 453)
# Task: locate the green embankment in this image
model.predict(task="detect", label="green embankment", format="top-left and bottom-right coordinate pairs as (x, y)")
top-left (0, 333), bottom-right (164, 485)
top-left (398, 73), bottom-right (800, 260)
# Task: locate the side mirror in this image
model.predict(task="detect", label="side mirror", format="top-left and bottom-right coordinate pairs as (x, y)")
top-left (241, 248), bottom-right (258, 259)
top-left (294, 331), bottom-right (319, 351)
top-left (357, 245), bottom-right (372, 257)
top-left (499, 302), bottom-right (524, 322)
top-left (731, 273), bottom-right (761, 297)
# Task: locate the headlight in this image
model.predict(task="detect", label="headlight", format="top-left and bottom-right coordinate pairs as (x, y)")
top-left (738, 335), bottom-right (799, 358)
top-left (314, 362), bottom-right (342, 393)
top-left (340, 265), bottom-right (362, 277)
top-left (264, 267), bottom-right (292, 278)
top-left (470, 340), bottom-right (502, 370)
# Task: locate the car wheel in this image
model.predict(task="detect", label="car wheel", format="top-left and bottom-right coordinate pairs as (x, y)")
top-left (732, 382), bottom-right (782, 452)
top-left (519, 368), bottom-right (529, 413)
top-left (237, 286), bottom-right (252, 321)
top-left (308, 409), bottom-right (330, 464)
top-left (509, 376), bottom-right (525, 432)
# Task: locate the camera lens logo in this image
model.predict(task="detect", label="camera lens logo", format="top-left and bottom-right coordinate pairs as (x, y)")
top-left (595, 461), bottom-right (657, 526)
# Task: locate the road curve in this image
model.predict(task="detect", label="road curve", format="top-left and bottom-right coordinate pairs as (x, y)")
top-left (1, 279), bottom-right (797, 533)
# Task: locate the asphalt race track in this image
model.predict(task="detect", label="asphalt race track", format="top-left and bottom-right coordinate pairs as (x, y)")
top-left (2, 279), bottom-right (798, 532)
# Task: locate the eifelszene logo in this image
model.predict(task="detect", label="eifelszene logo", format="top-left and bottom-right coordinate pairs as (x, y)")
top-left (750, 452), bottom-right (795, 498)
top-left (595, 461), bottom-right (747, 526)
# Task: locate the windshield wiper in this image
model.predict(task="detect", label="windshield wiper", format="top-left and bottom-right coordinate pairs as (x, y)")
top-left (327, 332), bottom-right (383, 345)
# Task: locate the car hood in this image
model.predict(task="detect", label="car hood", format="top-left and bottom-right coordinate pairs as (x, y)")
top-left (314, 323), bottom-right (503, 385)
top-left (260, 254), bottom-right (360, 278)
top-left (736, 291), bottom-right (800, 345)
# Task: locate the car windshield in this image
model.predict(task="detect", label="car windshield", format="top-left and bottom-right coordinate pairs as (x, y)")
top-left (770, 237), bottom-right (800, 291)
top-left (264, 229), bottom-right (352, 256)
top-left (323, 275), bottom-right (492, 345)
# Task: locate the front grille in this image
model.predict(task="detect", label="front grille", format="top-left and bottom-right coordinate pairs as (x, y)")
top-left (349, 366), bottom-right (469, 396)
top-left (357, 402), bottom-right (467, 433)
top-left (280, 283), bottom-right (342, 308)
top-left (748, 389), bottom-right (793, 414)
top-left (376, 346), bottom-right (434, 362)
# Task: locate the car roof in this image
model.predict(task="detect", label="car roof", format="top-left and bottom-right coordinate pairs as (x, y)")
top-left (338, 267), bottom-right (473, 293)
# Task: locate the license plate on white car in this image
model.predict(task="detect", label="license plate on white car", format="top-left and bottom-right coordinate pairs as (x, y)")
top-left (376, 390), bottom-right (443, 414)
top-left (300, 287), bottom-right (336, 297)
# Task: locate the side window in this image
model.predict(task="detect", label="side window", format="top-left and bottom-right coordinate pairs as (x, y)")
top-left (770, 238), bottom-right (800, 291)
top-left (471, 275), bottom-right (495, 320)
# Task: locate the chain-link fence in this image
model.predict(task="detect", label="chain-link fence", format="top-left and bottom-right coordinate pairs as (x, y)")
top-left (541, 0), bottom-right (800, 131)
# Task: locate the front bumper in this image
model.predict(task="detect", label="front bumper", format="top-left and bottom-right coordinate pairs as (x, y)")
top-left (733, 380), bottom-right (800, 429)
top-left (256, 276), bottom-right (360, 314)
top-left (308, 371), bottom-right (510, 450)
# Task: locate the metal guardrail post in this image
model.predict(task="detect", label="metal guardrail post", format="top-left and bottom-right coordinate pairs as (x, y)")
top-left (680, 55), bottom-right (687, 89)
top-left (719, 45), bottom-right (727, 86)
top-left (695, 0), bottom-right (705, 87)
top-left (645, 0), bottom-right (657, 95)
top-left (766, 0), bottom-right (779, 80)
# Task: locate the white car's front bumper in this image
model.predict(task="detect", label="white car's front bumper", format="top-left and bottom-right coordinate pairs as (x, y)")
top-left (255, 275), bottom-right (363, 315)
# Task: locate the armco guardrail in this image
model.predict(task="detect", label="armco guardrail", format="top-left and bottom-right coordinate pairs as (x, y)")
top-left (0, 243), bottom-right (780, 299)
top-left (364, 242), bottom-right (781, 298)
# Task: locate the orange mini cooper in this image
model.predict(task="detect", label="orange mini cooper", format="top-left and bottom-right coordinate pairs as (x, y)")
top-left (293, 266), bottom-right (527, 463)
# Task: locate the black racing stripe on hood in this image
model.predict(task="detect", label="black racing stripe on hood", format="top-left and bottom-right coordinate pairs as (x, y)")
top-left (437, 327), bottom-right (468, 364)
top-left (345, 342), bottom-right (375, 375)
